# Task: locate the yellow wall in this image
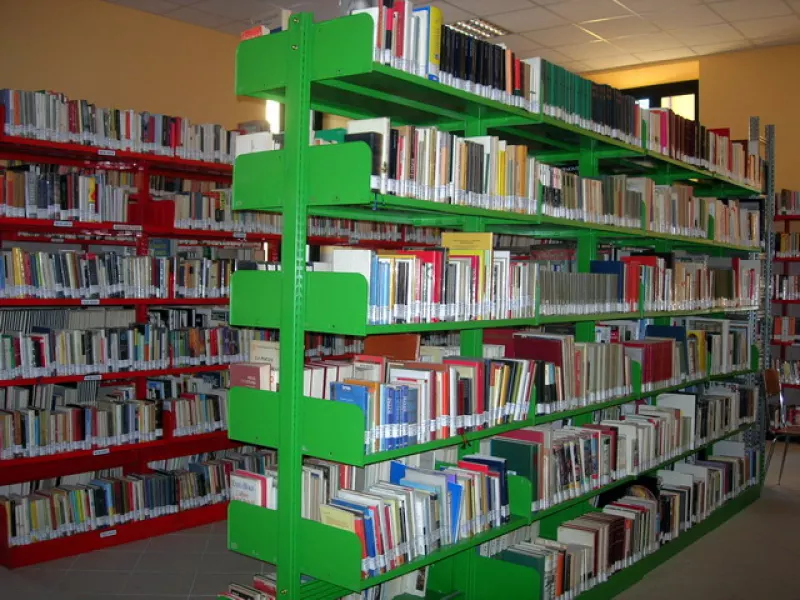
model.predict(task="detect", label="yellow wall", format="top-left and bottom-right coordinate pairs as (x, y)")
top-left (587, 46), bottom-right (800, 190)
top-left (0, 0), bottom-right (263, 129)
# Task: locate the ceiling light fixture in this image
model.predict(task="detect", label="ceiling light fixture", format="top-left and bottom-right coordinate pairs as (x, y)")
top-left (449, 18), bottom-right (510, 39)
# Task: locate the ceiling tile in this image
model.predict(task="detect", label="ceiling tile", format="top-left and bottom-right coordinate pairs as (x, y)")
top-left (618, 0), bottom-right (701, 13)
top-left (524, 47), bottom-right (573, 65)
top-left (524, 24), bottom-right (599, 46)
top-left (669, 23), bottom-right (745, 45)
top-left (426, 1), bottom-right (477, 23)
top-left (104, 0), bottom-right (181, 13)
top-left (609, 32), bottom-right (685, 52)
top-left (493, 34), bottom-right (543, 54)
top-left (557, 39), bottom-right (627, 59)
top-left (633, 46), bottom-right (697, 62)
top-left (732, 15), bottom-right (800, 39)
top-left (707, 0), bottom-right (793, 21)
top-left (689, 40), bottom-right (752, 55)
top-left (191, 0), bottom-right (267, 21)
top-left (581, 15), bottom-right (658, 38)
top-left (559, 60), bottom-right (593, 72)
top-left (750, 33), bottom-right (800, 46)
top-left (582, 54), bottom-right (642, 70)
top-left (487, 7), bottom-right (568, 32)
top-left (639, 5), bottom-right (724, 30)
top-left (162, 5), bottom-right (233, 27)
top-left (289, 1), bottom-right (341, 21)
top-left (548, 0), bottom-right (632, 22)
top-left (448, 0), bottom-right (535, 17)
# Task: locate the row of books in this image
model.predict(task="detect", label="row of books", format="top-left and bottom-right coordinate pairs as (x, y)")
top-left (164, 392), bottom-right (227, 438)
top-left (350, 7), bottom-right (758, 188)
top-left (0, 399), bottom-right (162, 459)
top-left (0, 325), bottom-right (266, 379)
top-left (772, 317), bottom-right (797, 345)
top-left (0, 164), bottom-right (131, 222)
top-left (773, 232), bottom-right (800, 258)
top-left (0, 89), bottom-right (239, 163)
top-left (540, 170), bottom-right (760, 247)
top-left (490, 385), bottom-right (756, 512)
top-left (486, 441), bottom-right (759, 599)
top-left (0, 250), bottom-right (259, 300)
top-left (772, 275), bottom-right (800, 300)
top-left (0, 307), bottom-right (135, 335)
top-left (329, 240), bottom-right (761, 324)
top-left (777, 189), bottom-right (800, 216)
top-left (0, 454), bottom-right (233, 546)
top-left (0, 380), bottom-right (100, 411)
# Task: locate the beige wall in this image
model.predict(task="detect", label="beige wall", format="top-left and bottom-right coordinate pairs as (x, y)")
top-left (587, 45), bottom-right (800, 190)
top-left (0, 0), bottom-right (263, 129)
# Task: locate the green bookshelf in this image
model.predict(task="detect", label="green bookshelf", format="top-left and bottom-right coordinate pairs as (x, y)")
top-left (227, 12), bottom-right (768, 600)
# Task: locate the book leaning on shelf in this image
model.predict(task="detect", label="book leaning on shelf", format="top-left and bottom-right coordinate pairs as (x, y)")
top-left (0, 89), bottom-right (239, 163)
top-left (482, 439), bottom-right (759, 600)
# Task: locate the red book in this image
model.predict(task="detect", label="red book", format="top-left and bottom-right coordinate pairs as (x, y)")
top-left (444, 357), bottom-right (485, 430)
top-left (229, 362), bottom-right (271, 390)
top-left (393, 0), bottom-right (406, 60)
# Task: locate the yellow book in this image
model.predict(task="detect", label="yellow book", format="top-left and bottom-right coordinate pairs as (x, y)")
top-left (426, 6), bottom-right (443, 81)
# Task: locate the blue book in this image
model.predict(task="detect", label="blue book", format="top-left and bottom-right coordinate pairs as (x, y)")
top-left (590, 260), bottom-right (625, 304)
top-left (330, 382), bottom-right (371, 452)
top-left (378, 260), bottom-right (390, 325)
top-left (405, 385), bottom-right (419, 446)
top-left (369, 254), bottom-right (379, 325)
top-left (383, 385), bottom-right (396, 451)
top-left (446, 480), bottom-right (464, 543)
top-left (461, 455), bottom-right (509, 524)
top-left (330, 498), bottom-right (379, 577)
top-left (397, 385), bottom-right (408, 449)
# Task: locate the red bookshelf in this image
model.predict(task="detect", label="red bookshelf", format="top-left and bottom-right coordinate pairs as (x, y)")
top-left (0, 298), bottom-right (230, 307)
top-left (775, 215), bottom-right (800, 221)
top-left (0, 364), bottom-right (230, 388)
top-left (0, 501), bottom-right (227, 568)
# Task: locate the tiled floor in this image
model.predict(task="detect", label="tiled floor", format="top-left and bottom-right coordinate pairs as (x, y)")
top-left (2, 444), bottom-right (800, 599)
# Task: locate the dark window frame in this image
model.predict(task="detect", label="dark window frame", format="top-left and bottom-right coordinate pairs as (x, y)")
top-left (622, 80), bottom-right (699, 121)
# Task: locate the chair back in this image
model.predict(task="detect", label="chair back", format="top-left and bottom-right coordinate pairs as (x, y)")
top-left (764, 368), bottom-right (786, 428)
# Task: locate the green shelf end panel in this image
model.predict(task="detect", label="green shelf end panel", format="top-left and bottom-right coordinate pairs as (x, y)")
top-left (228, 501), bottom-right (279, 564)
top-left (471, 554), bottom-right (542, 600)
top-left (296, 476), bottom-right (532, 592)
top-left (233, 143), bottom-right (374, 210)
top-left (229, 270), bottom-right (369, 335)
top-left (228, 387), bottom-right (280, 449)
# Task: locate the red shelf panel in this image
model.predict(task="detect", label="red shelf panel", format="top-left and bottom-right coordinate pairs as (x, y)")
top-left (0, 501), bottom-right (227, 568)
top-left (0, 134), bottom-right (232, 180)
top-left (783, 383), bottom-right (800, 389)
top-left (0, 298), bottom-right (230, 307)
top-left (774, 257), bottom-right (800, 262)
top-left (772, 299), bottom-right (800, 304)
top-left (771, 341), bottom-right (797, 347)
top-left (0, 431), bottom-right (236, 486)
top-left (0, 217), bottom-right (145, 236)
top-left (0, 364), bottom-right (229, 388)
top-left (776, 215), bottom-right (800, 221)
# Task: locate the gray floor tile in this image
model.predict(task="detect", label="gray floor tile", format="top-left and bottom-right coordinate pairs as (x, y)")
top-left (135, 550), bottom-right (205, 573)
top-left (191, 571), bottom-right (242, 596)
top-left (71, 549), bottom-right (142, 571)
top-left (123, 570), bottom-right (197, 595)
top-left (58, 570), bottom-right (130, 594)
top-left (197, 551), bottom-right (263, 574)
top-left (147, 532), bottom-right (209, 554)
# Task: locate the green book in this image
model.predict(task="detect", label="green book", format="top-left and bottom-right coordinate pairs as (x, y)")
top-left (490, 438), bottom-right (538, 503)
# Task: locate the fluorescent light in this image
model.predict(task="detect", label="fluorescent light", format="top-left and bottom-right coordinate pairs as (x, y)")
top-left (450, 18), bottom-right (510, 39)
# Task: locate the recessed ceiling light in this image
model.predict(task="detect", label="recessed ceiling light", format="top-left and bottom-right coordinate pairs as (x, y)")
top-left (449, 18), bottom-right (510, 39)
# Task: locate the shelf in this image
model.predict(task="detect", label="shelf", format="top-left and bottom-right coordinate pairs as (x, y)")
top-left (0, 297), bottom-right (230, 307)
top-left (772, 299), bottom-right (800, 304)
top-left (0, 129), bottom-right (232, 181)
top-left (228, 476), bottom-right (533, 593)
top-left (235, 13), bottom-right (759, 196)
top-left (0, 501), bottom-right (228, 568)
top-left (774, 257), bottom-right (800, 262)
top-left (775, 215), bottom-right (800, 221)
top-left (0, 364), bottom-right (230, 388)
top-left (576, 484), bottom-right (760, 600)
top-left (470, 484), bottom-right (760, 600)
top-left (528, 422), bottom-right (755, 522)
top-left (0, 430), bottom-right (236, 486)
top-left (229, 388), bottom-right (535, 466)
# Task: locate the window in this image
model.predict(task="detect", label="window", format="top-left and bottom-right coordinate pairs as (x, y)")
top-left (623, 80), bottom-right (699, 122)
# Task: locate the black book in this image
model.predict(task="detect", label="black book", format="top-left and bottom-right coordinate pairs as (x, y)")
top-left (389, 128), bottom-right (399, 182)
top-left (344, 132), bottom-right (384, 178)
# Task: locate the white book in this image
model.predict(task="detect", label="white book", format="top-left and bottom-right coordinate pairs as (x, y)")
top-left (347, 117), bottom-right (391, 194)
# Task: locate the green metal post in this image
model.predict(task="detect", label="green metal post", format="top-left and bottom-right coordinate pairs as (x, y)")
top-left (576, 138), bottom-right (600, 345)
top-left (276, 14), bottom-right (313, 599)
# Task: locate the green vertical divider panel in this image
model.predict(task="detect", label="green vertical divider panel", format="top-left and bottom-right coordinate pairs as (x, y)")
top-left (233, 143), bottom-right (374, 210)
top-left (309, 13), bottom-right (374, 81)
top-left (228, 388), bottom-right (280, 448)
top-left (228, 501), bottom-right (279, 563)
top-left (236, 29), bottom-right (290, 97)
